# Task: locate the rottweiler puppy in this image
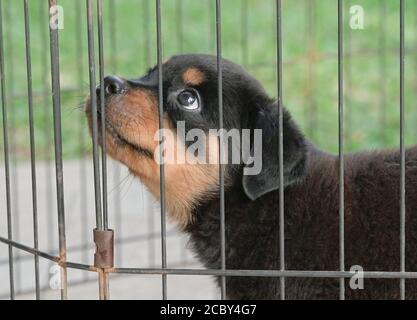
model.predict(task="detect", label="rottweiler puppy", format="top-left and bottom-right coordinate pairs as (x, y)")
top-left (86, 54), bottom-right (417, 299)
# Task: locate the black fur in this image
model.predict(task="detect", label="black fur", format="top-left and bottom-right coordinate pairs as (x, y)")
top-left (95, 54), bottom-right (417, 299)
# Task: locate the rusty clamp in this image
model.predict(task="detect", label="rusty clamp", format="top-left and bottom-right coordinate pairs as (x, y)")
top-left (93, 229), bottom-right (114, 269)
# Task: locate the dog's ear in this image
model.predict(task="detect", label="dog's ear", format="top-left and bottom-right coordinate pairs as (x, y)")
top-left (242, 102), bottom-right (307, 201)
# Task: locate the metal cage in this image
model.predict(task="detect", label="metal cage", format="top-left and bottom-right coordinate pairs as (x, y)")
top-left (0, 0), bottom-right (414, 300)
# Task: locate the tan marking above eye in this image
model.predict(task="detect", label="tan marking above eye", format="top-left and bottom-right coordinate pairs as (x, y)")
top-left (182, 67), bottom-right (205, 86)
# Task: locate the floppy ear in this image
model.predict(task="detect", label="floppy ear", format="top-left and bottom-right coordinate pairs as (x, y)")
top-left (242, 102), bottom-right (307, 201)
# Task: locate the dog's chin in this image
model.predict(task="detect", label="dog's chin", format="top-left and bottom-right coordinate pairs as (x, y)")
top-left (85, 101), bottom-right (154, 160)
top-left (104, 118), bottom-right (154, 159)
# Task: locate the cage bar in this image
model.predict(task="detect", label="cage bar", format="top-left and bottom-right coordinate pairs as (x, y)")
top-left (337, 0), bottom-right (345, 300)
top-left (0, 0), bottom-right (14, 300)
top-left (176, 0), bottom-right (184, 53)
top-left (275, 0), bottom-right (285, 300)
top-left (108, 0), bottom-right (124, 267)
top-left (5, 0), bottom-right (21, 296)
top-left (156, 0), bottom-right (168, 300)
top-left (305, 0), bottom-right (317, 141)
top-left (48, 0), bottom-right (68, 300)
top-left (39, 0), bottom-right (55, 271)
top-left (0, 0), bottom-right (412, 301)
top-left (241, 0), bottom-right (249, 67)
top-left (379, 0), bottom-right (387, 143)
top-left (74, 0), bottom-right (89, 282)
top-left (97, 0), bottom-right (109, 231)
top-left (86, 0), bottom-right (104, 232)
top-left (109, 267), bottom-right (417, 280)
top-left (23, 0), bottom-right (40, 300)
top-left (215, 0), bottom-right (227, 300)
top-left (399, 0), bottom-right (406, 300)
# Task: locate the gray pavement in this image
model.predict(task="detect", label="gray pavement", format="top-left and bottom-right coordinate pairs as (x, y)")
top-left (0, 159), bottom-right (218, 299)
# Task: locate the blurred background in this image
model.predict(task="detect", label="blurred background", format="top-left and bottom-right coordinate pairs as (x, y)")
top-left (0, 0), bottom-right (416, 299)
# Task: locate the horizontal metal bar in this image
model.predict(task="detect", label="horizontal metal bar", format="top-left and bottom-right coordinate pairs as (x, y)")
top-left (0, 236), bottom-right (59, 263)
top-left (0, 260), bottom-right (196, 299)
top-left (0, 236), bottom-right (94, 272)
top-left (110, 268), bottom-right (417, 280)
top-left (0, 228), bottom-right (180, 266)
top-left (3, 235), bottom-right (417, 280)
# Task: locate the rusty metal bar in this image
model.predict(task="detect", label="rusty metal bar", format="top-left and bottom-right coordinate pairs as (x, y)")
top-left (39, 0), bottom-right (55, 275)
top-left (48, 0), bottom-right (68, 300)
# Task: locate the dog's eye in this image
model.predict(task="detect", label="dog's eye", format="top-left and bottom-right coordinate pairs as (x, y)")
top-left (177, 90), bottom-right (199, 110)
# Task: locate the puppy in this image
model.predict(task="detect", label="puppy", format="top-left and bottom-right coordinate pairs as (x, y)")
top-left (86, 54), bottom-right (417, 299)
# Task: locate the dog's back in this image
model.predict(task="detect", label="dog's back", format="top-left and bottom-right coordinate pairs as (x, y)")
top-left (284, 145), bottom-right (417, 299)
top-left (190, 145), bottom-right (417, 299)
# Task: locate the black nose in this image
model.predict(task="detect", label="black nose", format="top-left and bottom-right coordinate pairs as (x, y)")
top-left (96, 75), bottom-right (126, 97)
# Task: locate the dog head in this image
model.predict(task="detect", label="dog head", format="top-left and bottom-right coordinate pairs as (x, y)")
top-left (85, 54), bottom-right (307, 227)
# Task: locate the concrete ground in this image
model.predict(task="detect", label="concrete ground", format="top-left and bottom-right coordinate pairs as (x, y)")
top-left (0, 159), bottom-right (218, 300)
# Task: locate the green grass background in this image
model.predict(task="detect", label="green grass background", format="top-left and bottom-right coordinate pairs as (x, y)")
top-left (1, 0), bottom-right (417, 161)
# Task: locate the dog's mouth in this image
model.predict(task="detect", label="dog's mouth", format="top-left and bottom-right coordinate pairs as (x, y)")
top-left (97, 111), bottom-right (154, 159)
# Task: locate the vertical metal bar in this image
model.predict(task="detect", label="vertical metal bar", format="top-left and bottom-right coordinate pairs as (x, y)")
top-left (415, 0), bottom-right (417, 141)
top-left (209, 0), bottom-right (215, 54)
top-left (0, 0), bottom-right (14, 300)
top-left (176, 0), bottom-right (183, 53)
top-left (86, 0), bottom-right (103, 231)
top-left (109, 0), bottom-right (123, 266)
top-left (5, 0), bottom-right (20, 294)
top-left (379, 0), bottom-right (387, 144)
top-left (97, 0), bottom-right (108, 230)
top-left (143, 0), bottom-right (151, 68)
top-left (156, 0), bottom-right (167, 300)
top-left (215, 0), bottom-right (226, 300)
top-left (399, 0), bottom-right (406, 300)
top-left (97, 0), bottom-right (110, 299)
top-left (305, 0), bottom-right (317, 145)
top-left (345, 0), bottom-right (352, 147)
top-left (241, 0), bottom-right (248, 67)
top-left (175, 0), bottom-right (188, 265)
top-left (276, 0), bottom-right (285, 300)
top-left (48, 0), bottom-right (68, 300)
top-left (337, 0), bottom-right (345, 300)
top-left (141, 0), bottom-right (155, 267)
top-left (75, 0), bottom-right (89, 282)
top-left (23, 0), bottom-right (40, 300)
top-left (271, 0), bottom-right (277, 86)
top-left (39, 0), bottom-right (55, 263)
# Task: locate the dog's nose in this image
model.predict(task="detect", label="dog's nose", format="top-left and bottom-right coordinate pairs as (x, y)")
top-left (96, 75), bottom-right (126, 98)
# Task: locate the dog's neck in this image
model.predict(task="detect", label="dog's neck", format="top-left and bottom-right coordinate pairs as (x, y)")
top-left (182, 141), bottom-right (322, 289)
